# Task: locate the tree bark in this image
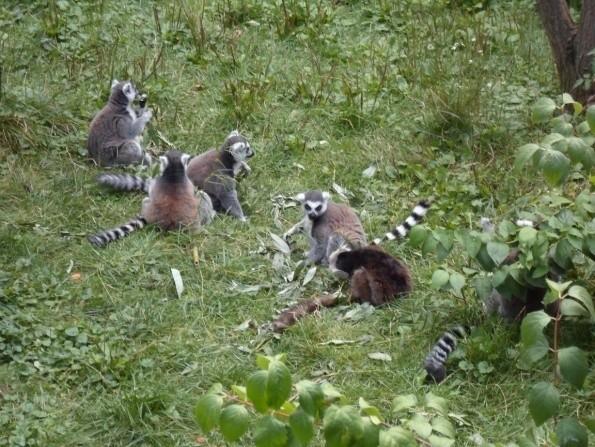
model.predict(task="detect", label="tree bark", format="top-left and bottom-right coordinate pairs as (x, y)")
top-left (536, 0), bottom-right (595, 104)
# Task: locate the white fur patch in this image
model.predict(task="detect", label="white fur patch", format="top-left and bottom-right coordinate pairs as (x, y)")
top-left (395, 225), bottom-right (407, 237)
top-left (111, 79), bottom-right (119, 88)
top-left (228, 129), bottom-right (240, 138)
top-left (181, 154), bottom-right (191, 166)
top-left (373, 238), bottom-right (382, 245)
top-left (413, 205), bottom-right (428, 216)
top-left (159, 156), bottom-right (169, 173)
top-left (405, 216), bottom-right (417, 226)
top-left (386, 232), bottom-right (396, 240)
top-left (295, 193), bottom-right (306, 202)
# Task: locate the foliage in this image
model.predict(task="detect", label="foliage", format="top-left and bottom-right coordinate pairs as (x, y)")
top-left (413, 94), bottom-right (595, 445)
top-left (195, 354), bottom-right (459, 446)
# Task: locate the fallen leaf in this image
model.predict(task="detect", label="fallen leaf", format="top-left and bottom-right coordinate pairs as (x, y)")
top-left (270, 232), bottom-right (291, 254)
top-left (368, 352), bottom-right (392, 362)
top-left (302, 266), bottom-right (317, 286)
top-left (171, 268), bottom-right (184, 298)
top-left (70, 272), bottom-right (82, 282)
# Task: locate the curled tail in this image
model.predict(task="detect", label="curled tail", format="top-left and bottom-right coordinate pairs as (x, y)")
top-left (373, 199), bottom-right (431, 245)
top-left (424, 325), bottom-right (469, 383)
top-left (97, 173), bottom-right (151, 192)
top-left (88, 216), bottom-right (147, 248)
top-left (266, 294), bottom-right (339, 333)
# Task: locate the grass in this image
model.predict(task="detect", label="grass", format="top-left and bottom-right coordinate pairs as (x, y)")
top-left (0, 0), bottom-right (592, 446)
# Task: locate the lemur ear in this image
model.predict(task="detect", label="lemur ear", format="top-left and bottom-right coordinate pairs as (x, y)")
top-left (159, 156), bottom-right (169, 172)
top-left (181, 154), bottom-right (191, 166)
top-left (295, 193), bottom-right (306, 202)
top-left (111, 79), bottom-right (119, 88)
top-left (227, 129), bottom-right (240, 139)
top-left (322, 191), bottom-right (331, 200)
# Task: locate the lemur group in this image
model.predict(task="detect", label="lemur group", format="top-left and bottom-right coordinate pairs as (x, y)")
top-left (85, 80), bottom-right (529, 384)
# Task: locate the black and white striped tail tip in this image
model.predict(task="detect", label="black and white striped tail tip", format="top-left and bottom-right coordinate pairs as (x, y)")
top-left (97, 173), bottom-right (148, 192)
top-left (88, 216), bottom-right (147, 248)
top-left (373, 199), bottom-right (431, 245)
top-left (424, 325), bottom-right (468, 384)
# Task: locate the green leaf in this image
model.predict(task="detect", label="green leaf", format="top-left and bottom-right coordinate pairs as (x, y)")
top-left (254, 415), bottom-right (288, 447)
top-left (289, 409), bottom-right (314, 446)
top-left (545, 279), bottom-right (572, 296)
top-left (219, 404), bottom-right (250, 442)
top-left (459, 231), bottom-right (481, 257)
top-left (359, 397), bottom-right (383, 423)
top-left (256, 354), bottom-right (272, 370)
top-left (194, 393), bottom-right (223, 433)
top-left (528, 382), bottom-right (559, 426)
top-left (518, 227), bottom-right (537, 246)
top-left (486, 242), bottom-right (509, 266)
top-left (586, 105), bottom-right (595, 133)
top-left (584, 417), bottom-right (595, 433)
top-left (361, 418), bottom-right (381, 447)
top-left (296, 380), bottom-right (324, 418)
top-left (520, 311), bottom-right (552, 363)
top-left (406, 414), bottom-right (432, 438)
top-left (431, 416), bottom-right (455, 439)
top-left (424, 393), bottom-right (448, 415)
top-left (231, 385), bottom-right (247, 401)
top-left (539, 149), bottom-right (571, 186)
top-left (553, 239), bottom-right (574, 270)
top-left (515, 144), bottom-right (541, 171)
top-left (567, 286), bottom-right (595, 318)
top-left (408, 225), bottom-right (428, 248)
top-left (428, 435), bottom-right (455, 447)
top-left (532, 97), bottom-right (556, 123)
top-left (561, 299), bottom-right (592, 317)
top-left (267, 360), bottom-right (292, 409)
top-left (247, 370), bottom-right (269, 413)
top-left (559, 347), bottom-right (588, 389)
top-left (323, 405), bottom-right (364, 447)
top-left (392, 394), bottom-right (418, 414)
top-left (448, 272), bottom-right (465, 297)
top-left (556, 417), bottom-right (588, 447)
top-left (379, 427), bottom-right (416, 447)
top-left (431, 270), bottom-right (449, 290)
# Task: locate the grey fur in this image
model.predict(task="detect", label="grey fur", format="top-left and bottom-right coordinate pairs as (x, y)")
top-left (87, 80), bottom-right (152, 167)
top-left (283, 190), bottom-right (367, 265)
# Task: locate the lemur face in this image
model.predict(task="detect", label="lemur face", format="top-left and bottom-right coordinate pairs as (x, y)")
top-left (296, 190), bottom-right (330, 220)
top-left (225, 130), bottom-right (254, 161)
top-left (111, 79), bottom-right (138, 104)
top-left (159, 150), bottom-right (190, 174)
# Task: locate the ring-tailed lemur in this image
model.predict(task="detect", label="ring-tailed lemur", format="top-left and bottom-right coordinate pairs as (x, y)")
top-left (269, 199), bottom-right (430, 332)
top-left (88, 150), bottom-right (214, 247)
top-left (96, 131), bottom-right (254, 221)
top-left (424, 325), bottom-right (470, 383)
top-left (283, 190), bottom-right (367, 265)
top-left (87, 80), bottom-right (152, 167)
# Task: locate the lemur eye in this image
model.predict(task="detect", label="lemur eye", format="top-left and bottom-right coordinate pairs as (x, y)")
top-left (315, 205), bottom-right (322, 211)
top-left (304, 204), bottom-right (311, 211)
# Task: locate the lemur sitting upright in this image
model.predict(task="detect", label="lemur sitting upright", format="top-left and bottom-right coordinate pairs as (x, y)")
top-left (87, 80), bottom-right (152, 166)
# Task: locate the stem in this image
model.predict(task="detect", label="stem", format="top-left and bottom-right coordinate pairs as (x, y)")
top-left (552, 301), bottom-right (561, 385)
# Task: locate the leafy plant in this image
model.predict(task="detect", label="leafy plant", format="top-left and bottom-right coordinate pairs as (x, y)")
top-left (194, 354), bottom-right (459, 446)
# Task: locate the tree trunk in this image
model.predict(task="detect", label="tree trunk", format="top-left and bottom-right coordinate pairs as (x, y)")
top-left (536, 0), bottom-right (595, 104)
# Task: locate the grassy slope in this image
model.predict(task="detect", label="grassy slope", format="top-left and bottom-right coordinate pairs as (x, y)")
top-left (1, 0), bottom-right (589, 446)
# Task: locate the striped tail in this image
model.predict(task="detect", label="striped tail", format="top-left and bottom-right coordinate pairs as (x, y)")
top-left (88, 216), bottom-right (147, 248)
top-left (97, 173), bottom-right (150, 192)
top-left (373, 199), bottom-right (431, 245)
top-left (424, 325), bottom-right (469, 383)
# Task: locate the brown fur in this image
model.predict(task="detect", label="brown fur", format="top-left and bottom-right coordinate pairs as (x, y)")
top-left (335, 245), bottom-right (412, 305)
top-left (270, 294), bottom-right (339, 333)
top-left (142, 178), bottom-right (198, 230)
top-left (312, 202), bottom-right (367, 250)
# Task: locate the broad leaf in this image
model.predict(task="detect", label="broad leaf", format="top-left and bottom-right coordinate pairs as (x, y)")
top-left (323, 405), bottom-right (364, 447)
top-left (520, 311), bottom-right (552, 363)
top-left (518, 227), bottom-right (537, 246)
top-left (515, 143), bottom-right (541, 171)
top-left (431, 416), bottom-right (455, 439)
top-left (267, 360), bottom-right (292, 409)
top-left (247, 370), bottom-right (269, 413)
top-left (449, 272), bottom-right (465, 297)
top-left (538, 149), bottom-right (571, 186)
top-left (431, 270), bottom-right (449, 289)
top-left (407, 414), bottom-right (432, 438)
top-left (392, 394), bottom-right (418, 414)
top-left (528, 382), bottom-right (559, 426)
top-left (379, 427), bottom-right (416, 447)
top-left (194, 393), bottom-right (223, 433)
top-left (424, 393), bottom-right (448, 415)
top-left (567, 286), bottom-right (595, 318)
top-left (361, 418), bottom-right (381, 447)
top-left (428, 435), bottom-right (455, 447)
top-left (586, 105), bottom-right (595, 133)
top-left (559, 347), bottom-right (588, 389)
top-left (486, 242), bottom-right (509, 266)
top-left (219, 404), bottom-right (250, 442)
top-left (409, 225), bottom-right (428, 248)
top-left (289, 409), bottom-right (314, 445)
top-left (532, 97), bottom-right (556, 123)
top-left (254, 415), bottom-right (288, 447)
top-left (556, 417), bottom-right (588, 447)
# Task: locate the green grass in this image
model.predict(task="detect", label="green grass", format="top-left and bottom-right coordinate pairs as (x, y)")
top-left (0, 0), bottom-right (592, 446)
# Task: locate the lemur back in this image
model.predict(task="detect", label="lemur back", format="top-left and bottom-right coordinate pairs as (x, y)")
top-left (87, 80), bottom-right (152, 167)
top-left (88, 150), bottom-right (214, 247)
